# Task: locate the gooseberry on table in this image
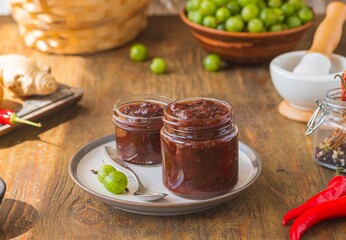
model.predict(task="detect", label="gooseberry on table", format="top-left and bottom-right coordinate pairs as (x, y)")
top-left (130, 44), bottom-right (148, 62)
top-left (150, 57), bottom-right (167, 74)
top-left (203, 54), bottom-right (222, 72)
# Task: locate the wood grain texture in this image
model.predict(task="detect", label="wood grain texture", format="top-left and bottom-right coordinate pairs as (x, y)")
top-left (0, 12), bottom-right (345, 240)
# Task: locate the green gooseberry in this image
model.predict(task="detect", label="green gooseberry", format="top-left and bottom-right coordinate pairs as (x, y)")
top-left (97, 165), bottom-right (117, 184)
top-left (104, 171), bottom-right (128, 194)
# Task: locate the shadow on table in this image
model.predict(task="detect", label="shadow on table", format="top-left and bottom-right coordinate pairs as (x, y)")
top-left (0, 199), bottom-right (39, 239)
top-left (0, 104), bottom-right (87, 149)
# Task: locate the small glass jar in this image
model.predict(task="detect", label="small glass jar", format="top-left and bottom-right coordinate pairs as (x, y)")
top-left (160, 97), bottom-right (239, 198)
top-left (306, 88), bottom-right (346, 172)
top-left (112, 94), bottom-right (172, 165)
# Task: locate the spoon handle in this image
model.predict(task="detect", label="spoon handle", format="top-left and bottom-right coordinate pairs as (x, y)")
top-left (309, 1), bottom-right (346, 58)
top-left (104, 146), bottom-right (167, 201)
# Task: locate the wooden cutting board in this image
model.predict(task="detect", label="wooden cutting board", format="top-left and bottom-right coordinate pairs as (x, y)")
top-left (0, 84), bottom-right (83, 136)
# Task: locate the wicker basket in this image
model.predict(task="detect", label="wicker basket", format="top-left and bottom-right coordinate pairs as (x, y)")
top-left (9, 0), bottom-right (152, 54)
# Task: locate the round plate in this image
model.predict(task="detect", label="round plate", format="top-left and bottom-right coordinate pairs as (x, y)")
top-left (69, 135), bottom-right (262, 216)
top-left (0, 177), bottom-right (6, 205)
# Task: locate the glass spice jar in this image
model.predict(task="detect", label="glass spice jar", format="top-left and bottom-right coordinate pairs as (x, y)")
top-left (112, 94), bottom-right (172, 165)
top-left (306, 88), bottom-right (346, 172)
top-left (160, 97), bottom-right (239, 198)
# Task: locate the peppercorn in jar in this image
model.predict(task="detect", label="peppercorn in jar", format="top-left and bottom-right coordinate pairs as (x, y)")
top-left (307, 87), bottom-right (346, 172)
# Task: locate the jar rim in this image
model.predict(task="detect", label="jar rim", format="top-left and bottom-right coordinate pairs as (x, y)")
top-left (163, 97), bottom-right (233, 123)
top-left (113, 94), bottom-right (173, 120)
top-left (325, 88), bottom-right (346, 109)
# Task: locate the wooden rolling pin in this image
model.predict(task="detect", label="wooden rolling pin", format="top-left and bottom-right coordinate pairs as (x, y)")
top-left (293, 1), bottom-right (346, 75)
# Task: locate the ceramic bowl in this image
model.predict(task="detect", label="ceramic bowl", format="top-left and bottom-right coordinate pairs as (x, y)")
top-left (0, 177), bottom-right (6, 205)
top-left (270, 51), bottom-right (346, 110)
top-left (180, 9), bottom-right (314, 64)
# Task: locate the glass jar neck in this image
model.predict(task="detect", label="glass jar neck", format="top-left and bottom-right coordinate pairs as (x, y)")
top-left (162, 98), bottom-right (235, 140)
top-left (112, 114), bottom-right (163, 132)
top-left (306, 88), bottom-right (346, 135)
top-left (325, 88), bottom-right (346, 113)
top-left (113, 94), bottom-right (172, 132)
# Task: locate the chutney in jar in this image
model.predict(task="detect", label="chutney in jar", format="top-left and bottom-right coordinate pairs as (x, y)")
top-left (160, 98), bottom-right (238, 198)
top-left (113, 94), bottom-right (172, 165)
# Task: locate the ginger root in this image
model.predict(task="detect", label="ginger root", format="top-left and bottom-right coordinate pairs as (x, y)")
top-left (0, 54), bottom-right (58, 97)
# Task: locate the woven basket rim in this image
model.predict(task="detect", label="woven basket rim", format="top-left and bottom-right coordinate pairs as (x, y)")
top-left (10, 0), bottom-right (151, 30)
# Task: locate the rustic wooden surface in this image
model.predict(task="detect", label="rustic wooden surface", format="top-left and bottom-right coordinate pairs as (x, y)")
top-left (0, 85), bottom-right (83, 137)
top-left (0, 12), bottom-right (346, 240)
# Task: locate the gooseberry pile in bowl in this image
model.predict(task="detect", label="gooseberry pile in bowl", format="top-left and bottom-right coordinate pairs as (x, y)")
top-left (181, 0), bottom-right (314, 64)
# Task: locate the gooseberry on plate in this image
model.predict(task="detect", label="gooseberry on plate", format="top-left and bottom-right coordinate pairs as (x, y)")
top-left (104, 171), bottom-right (128, 194)
top-left (97, 165), bottom-right (117, 184)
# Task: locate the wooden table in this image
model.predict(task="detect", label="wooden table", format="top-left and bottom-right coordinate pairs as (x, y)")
top-left (0, 13), bottom-right (346, 240)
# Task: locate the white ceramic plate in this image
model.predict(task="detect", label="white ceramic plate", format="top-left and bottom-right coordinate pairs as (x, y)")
top-left (69, 135), bottom-right (262, 216)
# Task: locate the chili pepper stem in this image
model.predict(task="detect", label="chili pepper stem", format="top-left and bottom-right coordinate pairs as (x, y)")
top-left (10, 113), bottom-right (42, 127)
top-left (336, 167), bottom-right (344, 176)
top-left (335, 74), bottom-right (346, 90)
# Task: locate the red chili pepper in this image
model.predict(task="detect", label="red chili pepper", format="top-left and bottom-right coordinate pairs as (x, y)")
top-left (290, 195), bottom-right (346, 240)
top-left (0, 109), bottom-right (41, 127)
top-left (335, 70), bottom-right (346, 101)
top-left (282, 175), bottom-right (346, 226)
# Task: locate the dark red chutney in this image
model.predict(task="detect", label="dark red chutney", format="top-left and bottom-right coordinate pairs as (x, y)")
top-left (161, 98), bottom-right (239, 198)
top-left (121, 101), bottom-right (164, 118)
top-left (113, 95), bottom-right (172, 165)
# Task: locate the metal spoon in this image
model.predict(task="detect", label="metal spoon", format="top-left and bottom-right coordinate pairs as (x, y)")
top-left (104, 146), bottom-right (167, 202)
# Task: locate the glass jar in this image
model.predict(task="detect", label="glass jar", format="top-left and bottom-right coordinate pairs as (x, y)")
top-left (160, 97), bottom-right (239, 198)
top-left (306, 88), bottom-right (346, 172)
top-left (112, 94), bottom-right (172, 165)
